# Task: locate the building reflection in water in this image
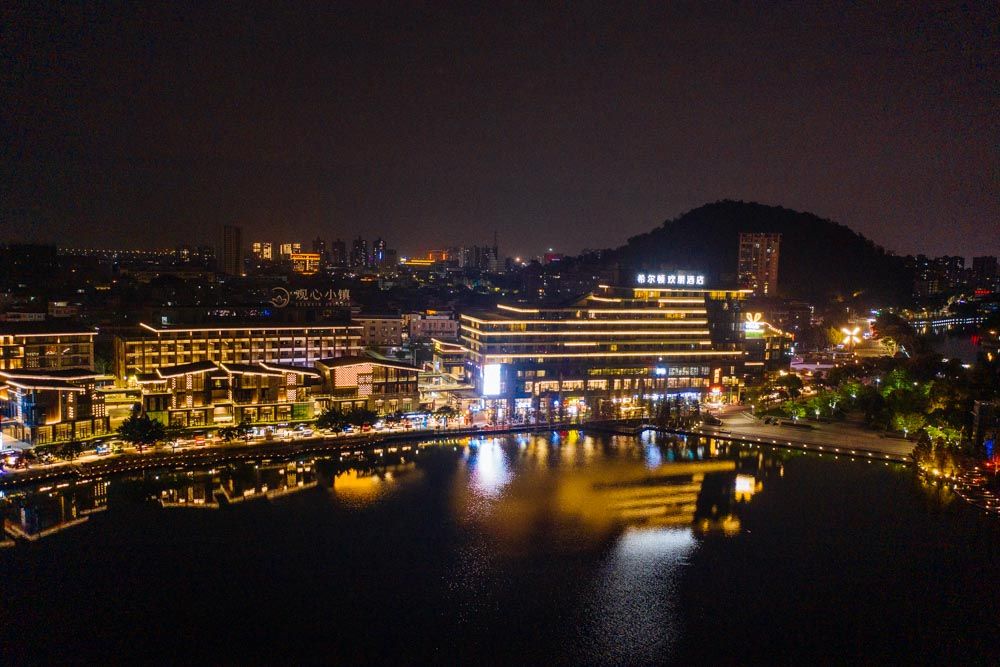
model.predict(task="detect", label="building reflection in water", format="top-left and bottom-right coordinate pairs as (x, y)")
top-left (0, 431), bottom-right (797, 546)
top-left (1, 478), bottom-right (108, 541)
top-left (156, 461), bottom-right (318, 509)
top-left (449, 433), bottom-right (784, 552)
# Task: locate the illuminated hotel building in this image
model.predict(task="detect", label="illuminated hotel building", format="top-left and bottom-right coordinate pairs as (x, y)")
top-left (460, 276), bottom-right (747, 419)
top-left (114, 322), bottom-right (362, 379)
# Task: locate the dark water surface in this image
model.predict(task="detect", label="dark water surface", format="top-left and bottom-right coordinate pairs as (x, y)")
top-left (1, 431), bottom-right (998, 665)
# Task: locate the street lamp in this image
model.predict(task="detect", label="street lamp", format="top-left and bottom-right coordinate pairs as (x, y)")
top-left (841, 326), bottom-right (861, 349)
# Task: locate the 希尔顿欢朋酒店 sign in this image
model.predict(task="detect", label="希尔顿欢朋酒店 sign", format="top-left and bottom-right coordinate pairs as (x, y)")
top-left (636, 273), bottom-right (704, 286)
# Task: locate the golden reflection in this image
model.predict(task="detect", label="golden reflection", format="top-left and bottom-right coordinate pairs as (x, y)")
top-left (451, 432), bottom-right (758, 551)
top-left (331, 462), bottom-right (418, 505)
top-left (2, 478), bottom-right (107, 540)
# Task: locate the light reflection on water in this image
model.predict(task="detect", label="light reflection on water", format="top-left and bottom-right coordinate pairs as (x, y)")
top-left (587, 527), bottom-right (697, 662)
top-left (1, 430), bottom-right (996, 664)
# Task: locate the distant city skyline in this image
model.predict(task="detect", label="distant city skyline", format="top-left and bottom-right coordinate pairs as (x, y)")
top-left (4, 3), bottom-right (997, 259)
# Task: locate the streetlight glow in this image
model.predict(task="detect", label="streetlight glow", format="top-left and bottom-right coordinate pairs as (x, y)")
top-left (841, 326), bottom-right (861, 347)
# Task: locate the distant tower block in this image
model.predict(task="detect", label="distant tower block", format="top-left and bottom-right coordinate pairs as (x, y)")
top-left (221, 224), bottom-right (244, 276)
top-left (738, 232), bottom-right (781, 296)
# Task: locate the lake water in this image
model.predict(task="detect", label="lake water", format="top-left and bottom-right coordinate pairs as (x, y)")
top-left (2, 431), bottom-right (998, 664)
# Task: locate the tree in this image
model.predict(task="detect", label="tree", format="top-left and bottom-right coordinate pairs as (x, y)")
top-left (782, 400), bottom-right (806, 421)
top-left (774, 374), bottom-right (804, 398)
top-left (218, 419), bottom-right (252, 444)
top-left (316, 406), bottom-right (377, 431)
top-left (117, 414), bottom-right (166, 452)
top-left (924, 424), bottom-right (962, 449)
top-left (892, 412), bottom-right (925, 438)
top-left (54, 441), bottom-right (83, 461)
top-left (317, 407), bottom-right (348, 431)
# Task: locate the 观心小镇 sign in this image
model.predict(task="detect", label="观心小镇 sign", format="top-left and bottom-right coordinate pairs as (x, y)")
top-left (636, 273), bottom-right (704, 286)
top-left (270, 287), bottom-right (350, 308)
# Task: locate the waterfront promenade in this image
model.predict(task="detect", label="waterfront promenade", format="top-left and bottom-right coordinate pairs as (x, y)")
top-left (707, 410), bottom-right (916, 458)
top-left (0, 412), bottom-right (917, 490)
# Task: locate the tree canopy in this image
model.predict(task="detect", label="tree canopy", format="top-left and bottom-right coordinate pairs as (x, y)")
top-left (117, 414), bottom-right (166, 451)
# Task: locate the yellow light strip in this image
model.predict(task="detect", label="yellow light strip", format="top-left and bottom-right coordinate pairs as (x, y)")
top-left (430, 337), bottom-right (470, 351)
top-left (484, 351), bottom-right (742, 359)
top-left (0, 371), bottom-right (101, 380)
top-left (461, 316), bottom-right (709, 325)
top-left (460, 325), bottom-right (711, 336)
top-left (6, 381), bottom-right (86, 392)
top-left (497, 304), bottom-right (540, 313)
top-left (558, 341), bottom-right (713, 346)
top-left (139, 322), bottom-right (361, 333)
top-left (572, 308), bottom-right (706, 314)
top-left (586, 295), bottom-right (622, 302)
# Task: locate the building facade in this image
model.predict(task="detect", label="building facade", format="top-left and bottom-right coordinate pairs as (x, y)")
top-left (460, 281), bottom-right (747, 421)
top-left (354, 315), bottom-right (406, 347)
top-left (0, 325), bottom-right (95, 371)
top-left (114, 322), bottom-right (361, 379)
top-left (406, 311), bottom-right (459, 341)
top-left (315, 354), bottom-right (419, 415)
top-left (290, 253), bottom-right (322, 275)
top-left (0, 368), bottom-right (111, 446)
top-left (738, 232), bottom-right (781, 296)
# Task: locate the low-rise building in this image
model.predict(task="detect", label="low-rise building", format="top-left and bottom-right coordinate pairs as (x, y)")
top-left (741, 312), bottom-right (794, 382)
top-left (114, 322), bottom-right (361, 379)
top-left (0, 323), bottom-right (95, 371)
top-left (432, 338), bottom-right (467, 377)
top-left (0, 368), bottom-right (110, 446)
top-left (406, 311), bottom-right (458, 341)
top-left (354, 314), bottom-right (406, 347)
top-left (315, 353), bottom-right (419, 415)
top-left (136, 360), bottom-right (322, 428)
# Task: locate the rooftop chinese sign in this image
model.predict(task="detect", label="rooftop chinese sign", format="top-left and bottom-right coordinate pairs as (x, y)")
top-left (270, 287), bottom-right (350, 308)
top-left (636, 273), bottom-right (705, 286)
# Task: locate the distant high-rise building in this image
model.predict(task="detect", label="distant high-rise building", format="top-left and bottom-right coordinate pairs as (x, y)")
top-left (972, 256), bottom-right (998, 288)
top-left (220, 224), bottom-right (244, 276)
top-left (350, 237), bottom-right (369, 268)
top-left (909, 254), bottom-right (969, 296)
top-left (331, 238), bottom-right (347, 267)
top-left (291, 253), bottom-right (322, 275)
top-left (251, 241), bottom-right (273, 262)
top-left (738, 232), bottom-right (781, 296)
top-left (312, 237), bottom-right (327, 260)
top-left (279, 242), bottom-right (301, 260)
top-left (373, 237), bottom-right (387, 266)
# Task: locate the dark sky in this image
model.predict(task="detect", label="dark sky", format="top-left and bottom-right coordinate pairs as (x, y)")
top-left (2, 1), bottom-right (997, 259)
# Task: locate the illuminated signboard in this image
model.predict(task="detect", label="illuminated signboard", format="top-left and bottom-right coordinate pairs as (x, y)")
top-left (483, 363), bottom-right (503, 396)
top-left (636, 273), bottom-right (704, 286)
top-left (270, 287), bottom-right (351, 308)
top-left (743, 312), bottom-right (767, 339)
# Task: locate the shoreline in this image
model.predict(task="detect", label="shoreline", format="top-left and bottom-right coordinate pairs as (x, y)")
top-left (0, 418), bottom-right (916, 491)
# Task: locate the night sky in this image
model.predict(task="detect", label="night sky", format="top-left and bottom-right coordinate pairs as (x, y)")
top-left (2, 2), bottom-right (997, 259)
